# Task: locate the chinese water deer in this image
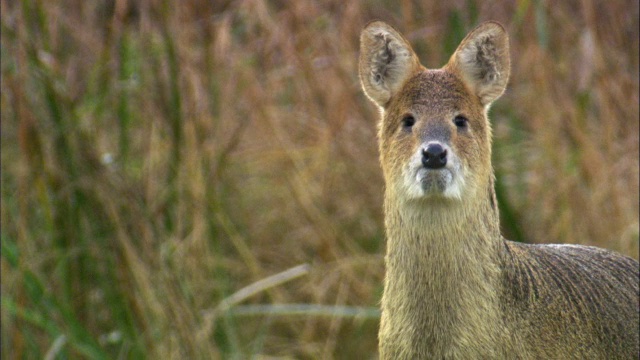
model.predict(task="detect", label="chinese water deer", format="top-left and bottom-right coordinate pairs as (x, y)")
top-left (358, 20), bottom-right (639, 359)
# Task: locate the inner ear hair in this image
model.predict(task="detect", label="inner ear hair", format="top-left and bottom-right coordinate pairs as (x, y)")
top-left (449, 22), bottom-right (510, 106)
top-left (459, 33), bottom-right (503, 84)
top-left (359, 21), bottom-right (421, 108)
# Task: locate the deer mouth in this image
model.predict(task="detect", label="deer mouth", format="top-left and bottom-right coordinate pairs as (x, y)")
top-left (416, 168), bottom-right (453, 194)
top-left (402, 161), bottom-right (465, 201)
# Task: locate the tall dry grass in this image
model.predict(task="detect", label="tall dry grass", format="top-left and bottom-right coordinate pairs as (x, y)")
top-left (1, 0), bottom-right (637, 358)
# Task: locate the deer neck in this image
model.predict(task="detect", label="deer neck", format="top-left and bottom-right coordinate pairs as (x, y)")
top-left (380, 189), bottom-right (506, 356)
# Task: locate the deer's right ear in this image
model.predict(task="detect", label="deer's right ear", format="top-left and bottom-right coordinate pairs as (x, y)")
top-left (359, 21), bottom-right (421, 108)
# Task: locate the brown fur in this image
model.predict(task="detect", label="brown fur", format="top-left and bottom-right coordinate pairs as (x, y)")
top-left (359, 20), bottom-right (639, 359)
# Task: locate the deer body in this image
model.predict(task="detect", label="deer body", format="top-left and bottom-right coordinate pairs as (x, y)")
top-left (358, 21), bottom-right (639, 359)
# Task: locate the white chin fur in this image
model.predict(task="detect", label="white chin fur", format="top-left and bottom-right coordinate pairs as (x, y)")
top-left (400, 159), bottom-right (466, 201)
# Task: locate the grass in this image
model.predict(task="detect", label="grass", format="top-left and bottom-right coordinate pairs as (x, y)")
top-left (1, 0), bottom-right (638, 358)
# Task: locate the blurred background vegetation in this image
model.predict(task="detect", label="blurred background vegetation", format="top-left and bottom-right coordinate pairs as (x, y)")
top-left (1, 0), bottom-right (638, 358)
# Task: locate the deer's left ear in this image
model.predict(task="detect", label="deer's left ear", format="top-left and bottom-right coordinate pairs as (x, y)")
top-left (446, 21), bottom-right (510, 107)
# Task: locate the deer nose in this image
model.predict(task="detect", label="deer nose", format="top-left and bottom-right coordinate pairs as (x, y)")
top-left (422, 143), bottom-right (447, 169)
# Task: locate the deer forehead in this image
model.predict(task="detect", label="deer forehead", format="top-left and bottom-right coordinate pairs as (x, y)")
top-left (384, 71), bottom-right (482, 122)
top-left (381, 69), bottom-right (487, 143)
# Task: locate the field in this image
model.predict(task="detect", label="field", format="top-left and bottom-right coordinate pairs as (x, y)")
top-left (1, 0), bottom-right (638, 358)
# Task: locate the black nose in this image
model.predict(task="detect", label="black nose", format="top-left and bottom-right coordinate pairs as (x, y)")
top-left (422, 143), bottom-right (447, 169)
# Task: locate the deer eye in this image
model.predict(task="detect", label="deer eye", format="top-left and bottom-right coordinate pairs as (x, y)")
top-left (401, 115), bottom-right (416, 130)
top-left (453, 115), bottom-right (468, 128)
